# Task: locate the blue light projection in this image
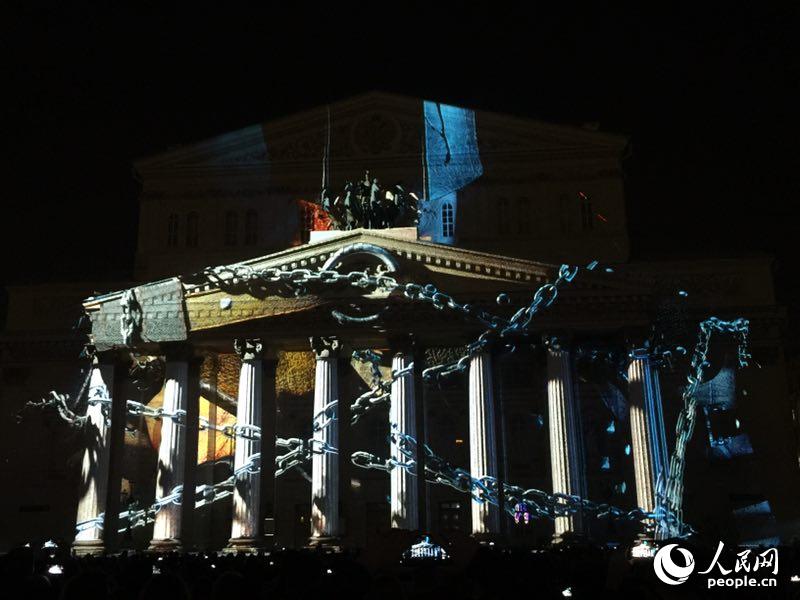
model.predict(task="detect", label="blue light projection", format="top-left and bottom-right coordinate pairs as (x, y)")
top-left (694, 366), bottom-right (754, 459)
top-left (599, 383), bottom-right (627, 423)
top-left (694, 358), bottom-right (775, 544)
top-left (418, 101), bottom-right (483, 243)
top-left (732, 501), bottom-right (779, 548)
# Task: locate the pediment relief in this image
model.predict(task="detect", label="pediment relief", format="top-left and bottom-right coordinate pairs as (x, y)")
top-left (135, 92), bottom-right (626, 174)
top-left (135, 125), bottom-right (269, 173)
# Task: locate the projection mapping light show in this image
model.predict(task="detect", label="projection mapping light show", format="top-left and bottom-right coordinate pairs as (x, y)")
top-left (14, 98), bottom-right (786, 553)
top-left (5, 33), bottom-right (800, 595)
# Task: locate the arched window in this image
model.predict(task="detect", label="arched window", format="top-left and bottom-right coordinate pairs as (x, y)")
top-left (245, 209), bottom-right (258, 246)
top-left (186, 212), bottom-right (199, 248)
top-left (580, 192), bottom-right (593, 231)
top-left (167, 213), bottom-right (179, 247)
top-left (441, 202), bottom-right (454, 238)
top-left (224, 211), bottom-right (238, 246)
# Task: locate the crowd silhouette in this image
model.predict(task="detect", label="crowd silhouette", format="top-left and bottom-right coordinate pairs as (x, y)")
top-left (3, 539), bottom-right (800, 599)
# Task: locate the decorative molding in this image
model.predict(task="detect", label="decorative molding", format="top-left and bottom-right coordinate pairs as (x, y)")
top-left (135, 92), bottom-right (626, 175)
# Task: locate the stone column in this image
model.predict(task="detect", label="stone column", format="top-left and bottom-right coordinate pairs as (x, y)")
top-left (627, 348), bottom-right (669, 539)
top-left (469, 352), bottom-right (500, 536)
top-left (73, 355), bottom-right (121, 556)
top-left (179, 356), bottom-right (201, 550)
top-left (389, 351), bottom-right (419, 530)
top-left (259, 359), bottom-right (278, 547)
top-left (413, 354), bottom-right (430, 533)
top-left (309, 336), bottom-right (341, 545)
top-left (547, 348), bottom-right (586, 541)
top-left (150, 347), bottom-right (192, 552)
top-left (227, 339), bottom-right (264, 552)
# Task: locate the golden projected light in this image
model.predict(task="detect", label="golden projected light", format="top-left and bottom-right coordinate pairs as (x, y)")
top-left (141, 391), bottom-right (236, 463)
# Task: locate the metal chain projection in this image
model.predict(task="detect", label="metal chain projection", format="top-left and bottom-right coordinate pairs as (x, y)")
top-left (26, 256), bottom-right (752, 539)
top-left (352, 430), bottom-right (689, 533)
top-left (661, 317), bottom-right (751, 535)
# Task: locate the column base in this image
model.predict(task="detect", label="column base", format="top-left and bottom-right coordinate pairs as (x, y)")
top-left (72, 539), bottom-right (105, 557)
top-left (307, 536), bottom-right (343, 552)
top-left (223, 538), bottom-right (264, 555)
top-left (630, 537), bottom-right (659, 559)
top-left (636, 527), bottom-right (657, 543)
top-left (148, 538), bottom-right (182, 553)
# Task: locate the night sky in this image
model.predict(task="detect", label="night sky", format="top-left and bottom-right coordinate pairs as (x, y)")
top-left (6, 7), bottom-right (800, 331)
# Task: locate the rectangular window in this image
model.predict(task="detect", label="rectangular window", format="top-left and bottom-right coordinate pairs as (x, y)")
top-left (225, 211), bottom-right (238, 246)
top-left (516, 198), bottom-right (530, 235)
top-left (580, 193), bottom-right (593, 231)
top-left (559, 195), bottom-right (572, 234)
top-left (167, 214), bottom-right (179, 248)
top-left (186, 213), bottom-right (199, 248)
top-left (498, 197), bottom-right (510, 234)
top-left (245, 210), bottom-right (259, 245)
top-left (442, 202), bottom-right (454, 238)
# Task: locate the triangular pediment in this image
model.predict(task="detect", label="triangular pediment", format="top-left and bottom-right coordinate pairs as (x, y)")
top-left (134, 91), bottom-right (627, 176)
top-left (88, 228), bottom-right (653, 308)
top-left (187, 229), bottom-right (646, 292)
top-left (84, 229), bottom-right (654, 350)
top-left (134, 124), bottom-right (270, 174)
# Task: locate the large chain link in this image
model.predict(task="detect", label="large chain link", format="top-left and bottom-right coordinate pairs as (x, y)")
top-left (350, 429), bottom-right (693, 534)
top-left (661, 317), bottom-right (751, 536)
top-left (202, 262), bottom-right (524, 334)
top-left (350, 361), bottom-right (414, 424)
top-left (78, 452), bottom-right (262, 533)
top-left (421, 264), bottom-right (578, 381)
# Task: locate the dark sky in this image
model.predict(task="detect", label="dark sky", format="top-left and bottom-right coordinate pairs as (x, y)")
top-left (6, 6), bottom-right (800, 308)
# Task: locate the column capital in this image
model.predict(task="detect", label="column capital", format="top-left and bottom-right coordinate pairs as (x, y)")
top-left (309, 336), bottom-right (340, 359)
top-left (234, 338), bottom-right (264, 361)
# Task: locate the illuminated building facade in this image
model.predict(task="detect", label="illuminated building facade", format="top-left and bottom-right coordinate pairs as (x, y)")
top-left (0, 93), bottom-right (797, 553)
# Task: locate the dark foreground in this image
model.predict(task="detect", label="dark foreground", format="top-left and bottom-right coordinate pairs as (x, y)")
top-left (3, 541), bottom-right (800, 599)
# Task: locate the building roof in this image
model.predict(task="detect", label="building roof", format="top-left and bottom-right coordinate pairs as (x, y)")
top-left (133, 91), bottom-right (628, 177)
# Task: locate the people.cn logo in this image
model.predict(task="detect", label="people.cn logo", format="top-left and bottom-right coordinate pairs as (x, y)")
top-left (653, 544), bottom-right (696, 585)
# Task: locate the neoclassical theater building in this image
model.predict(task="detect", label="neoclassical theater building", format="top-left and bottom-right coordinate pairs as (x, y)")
top-left (1, 92), bottom-right (797, 554)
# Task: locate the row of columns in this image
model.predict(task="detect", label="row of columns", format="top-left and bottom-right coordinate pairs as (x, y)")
top-left (465, 347), bottom-right (667, 541)
top-left (73, 339), bottom-right (669, 554)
